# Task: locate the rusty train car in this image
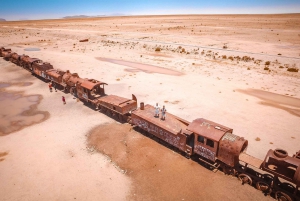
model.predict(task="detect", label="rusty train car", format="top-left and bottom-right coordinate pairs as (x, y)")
top-left (1, 47), bottom-right (299, 201)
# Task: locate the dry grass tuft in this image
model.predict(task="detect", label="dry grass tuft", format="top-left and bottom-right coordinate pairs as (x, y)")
top-left (255, 137), bottom-right (261, 141)
top-left (287, 67), bottom-right (299, 72)
top-left (155, 47), bottom-right (161, 52)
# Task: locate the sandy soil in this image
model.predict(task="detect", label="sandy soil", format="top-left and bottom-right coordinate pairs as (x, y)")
top-left (0, 14), bottom-right (299, 200)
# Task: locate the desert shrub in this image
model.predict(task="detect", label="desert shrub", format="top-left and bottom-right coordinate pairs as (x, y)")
top-left (222, 55), bottom-right (227, 59)
top-left (155, 47), bottom-right (161, 52)
top-left (265, 61), bottom-right (270, 65)
top-left (255, 137), bottom-right (261, 141)
top-left (242, 56), bottom-right (251, 62)
top-left (223, 44), bottom-right (228, 49)
top-left (181, 48), bottom-right (186, 53)
top-left (278, 53), bottom-right (282, 55)
top-left (279, 66), bottom-right (284, 68)
top-left (264, 67), bottom-right (269, 70)
top-left (228, 56), bottom-right (234, 61)
top-left (287, 68), bottom-right (299, 72)
top-left (247, 67), bottom-right (250, 70)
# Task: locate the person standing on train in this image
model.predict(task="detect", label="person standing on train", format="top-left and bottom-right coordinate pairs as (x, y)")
top-left (161, 105), bottom-right (166, 120)
top-left (154, 103), bottom-right (160, 118)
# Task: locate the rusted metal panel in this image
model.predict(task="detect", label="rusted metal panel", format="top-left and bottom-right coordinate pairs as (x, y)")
top-left (62, 71), bottom-right (83, 88)
top-left (20, 55), bottom-right (40, 69)
top-left (194, 143), bottom-right (216, 161)
top-left (261, 149), bottom-right (300, 186)
top-left (81, 79), bottom-right (107, 90)
top-left (98, 94), bottom-right (137, 115)
top-left (0, 48), bottom-right (11, 57)
top-left (131, 104), bottom-right (189, 151)
top-left (239, 152), bottom-right (262, 169)
top-left (10, 52), bottom-right (20, 65)
top-left (187, 118), bottom-right (232, 142)
top-left (2, 50), bottom-right (12, 60)
top-left (32, 60), bottom-right (53, 78)
top-left (79, 39), bottom-right (89, 42)
top-left (218, 132), bottom-right (248, 167)
top-left (46, 69), bottom-right (65, 84)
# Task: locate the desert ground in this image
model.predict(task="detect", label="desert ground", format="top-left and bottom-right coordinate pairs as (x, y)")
top-left (0, 14), bottom-right (299, 201)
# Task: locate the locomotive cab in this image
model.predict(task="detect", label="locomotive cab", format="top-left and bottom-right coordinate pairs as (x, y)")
top-left (76, 79), bottom-right (107, 102)
top-left (187, 118), bottom-right (248, 167)
top-left (186, 118), bottom-right (233, 162)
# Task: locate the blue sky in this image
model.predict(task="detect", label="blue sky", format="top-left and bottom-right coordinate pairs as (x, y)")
top-left (1, 0), bottom-right (300, 21)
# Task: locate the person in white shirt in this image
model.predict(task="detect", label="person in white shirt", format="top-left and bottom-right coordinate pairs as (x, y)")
top-left (161, 105), bottom-right (166, 120)
top-left (154, 103), bottom-right (160, 118)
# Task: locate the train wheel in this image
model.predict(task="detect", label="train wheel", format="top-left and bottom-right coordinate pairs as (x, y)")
top-left (256, 181), bottom-right (270, 193)
top-left (118, 114), bottom-right (123, 122)
top-left (238, 174), bottom-right (252, 185)
top-left (106, 110), bottom-right (111, 116)
top-left (275, 191), bottom-right (292, 201)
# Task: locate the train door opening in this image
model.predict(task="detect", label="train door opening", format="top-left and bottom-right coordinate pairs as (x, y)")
top-left (187, 133), bottom-right (195, 148)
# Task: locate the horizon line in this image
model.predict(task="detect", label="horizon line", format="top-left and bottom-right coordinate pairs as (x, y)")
top-left (1, 12), bottom-right (300, 22)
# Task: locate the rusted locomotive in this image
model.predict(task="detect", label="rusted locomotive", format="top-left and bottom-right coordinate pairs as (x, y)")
top-left (1, 49), bottom-right (12, 60)
top-left (2, 47), bottom-right (299, 201)
top-left (10, 52), bottom-right (21, 65)
top-left (132, 103), bottom-right (300, 201)
top-left (0, 47), bottom-right (11, 57)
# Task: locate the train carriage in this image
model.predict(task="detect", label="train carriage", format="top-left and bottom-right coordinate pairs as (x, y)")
top-left (10, 52), bottom-right (21, 65)
top-left (31, 60), bottom-right (53, 78)
top-left (0, 47), bottom-right (11, 57)
top-left (97, 94), bottom-right (137, 122)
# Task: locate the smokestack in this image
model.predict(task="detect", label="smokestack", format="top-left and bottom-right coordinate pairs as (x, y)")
top-left (140, 102), bottom-right (144, 110)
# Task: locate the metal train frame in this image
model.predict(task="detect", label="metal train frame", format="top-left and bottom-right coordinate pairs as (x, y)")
top-left (1, 46), bottom-right (299, 201)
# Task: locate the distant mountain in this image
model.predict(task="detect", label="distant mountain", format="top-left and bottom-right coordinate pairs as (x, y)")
top-left (0, 18), bottom-right (6, 21)
top-left (62, 13), bottom-right (128, 19)
top-left (63, 15), bottom-right (105, 19)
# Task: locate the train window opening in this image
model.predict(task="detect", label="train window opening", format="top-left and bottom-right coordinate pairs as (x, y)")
top-left (206, 139), bottom-right (214, 148)
top-left (197, 135), bottom-right (204, 143)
